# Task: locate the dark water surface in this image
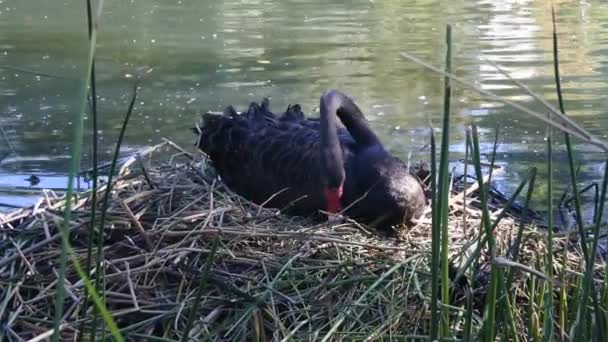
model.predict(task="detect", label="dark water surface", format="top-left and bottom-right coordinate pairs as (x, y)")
top-left (1, 0), bottom-right (608, 223)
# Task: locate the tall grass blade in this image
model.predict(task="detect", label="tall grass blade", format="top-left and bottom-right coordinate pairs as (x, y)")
top-left (592, 289), bottom-right (607, 341)
top-left (505, 168), bottom-right (536, 288)
top-left (429, 127), bottom-right (440, 340)
top-left (482, 57), bottom-right (591, 143)
top-left (90, 77), bottom-right (141, 339)
top-left (487, 126), bottom-right (499, 186)
top-left (550, 7), bottom-right (598, 340)
top-left (78, 0), bottom-right (100, 339)
top-left (537, 267), bottom-right (547, 336)
top-left (542, 116), bottom-right (555, 342)
top-left (461, 133), bottom-right (472, 342)
top-left (455, 167), bottom-right (536, 284)
top-left (438, 24), bottom-right (453, 337)
top-left (576, 159), bottom-right (608, 340)
top-left (398, 52), bottom-right (608, 152)
top-left (527, 270), bottom-right (537, 341)
top-left (83, 0), bottom-right (99, 281)
top-left (470, 125), bottom-right (498, 341)
top-left (320, 260), bottom-right (411, 341)
top-left (181, 237), bottom-right (220, 342)
top-left (463, 284), bottom-right (473, 342)
top-left (559, 245), bottom-right (568, 340)
top-left (550, 7), bottom-right (589, 263)
top-left (52, 1), bottom-right (105, 341)
top-left (66, 238), bottom-right (124, 341)
top-left (604, 252), bottom-right (608, 334)
top-left (498, 270), bottom-right (519, 341)
top-left (462, 132), bottom-right (470, 233)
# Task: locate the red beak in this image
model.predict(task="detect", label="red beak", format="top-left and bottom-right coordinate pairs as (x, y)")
top-left (323, 186), bottom-right (343, 213)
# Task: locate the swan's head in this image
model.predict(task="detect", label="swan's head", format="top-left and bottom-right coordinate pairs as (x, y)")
top-left (348, 155), bottom-right (427, 230)
top-left (321, 147), bottom-right (345, 214)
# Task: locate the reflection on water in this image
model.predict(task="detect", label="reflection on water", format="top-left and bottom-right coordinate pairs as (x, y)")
top-left (1, 0), bottom-right (608, 221)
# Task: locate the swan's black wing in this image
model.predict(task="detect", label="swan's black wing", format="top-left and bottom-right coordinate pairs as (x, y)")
top-left (195, 100), bottom-right (355, 215)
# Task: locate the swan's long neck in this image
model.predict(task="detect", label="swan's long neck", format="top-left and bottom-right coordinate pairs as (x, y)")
top-left (330, 91), bottom-right (382, 148)
top-left (320, 91), bottom-right (346, 213)
top-left (319, 90), bottom-right (387, 213)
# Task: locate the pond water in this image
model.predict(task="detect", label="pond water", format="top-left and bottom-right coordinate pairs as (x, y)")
top-left (1, 0), bottom-right (607, 226)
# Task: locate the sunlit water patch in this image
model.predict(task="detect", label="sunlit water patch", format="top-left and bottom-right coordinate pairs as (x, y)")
top-left (1, 0), bottom-right (608, 226)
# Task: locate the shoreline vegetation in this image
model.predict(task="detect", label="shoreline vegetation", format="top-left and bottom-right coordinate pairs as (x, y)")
top-left (1, 2), bottom-right (607, 341)
top-left (1, 138), bottom-right (602, 341)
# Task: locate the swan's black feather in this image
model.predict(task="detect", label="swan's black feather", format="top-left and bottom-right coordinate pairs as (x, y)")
top-left (195, 90), bottom-right (426, 228)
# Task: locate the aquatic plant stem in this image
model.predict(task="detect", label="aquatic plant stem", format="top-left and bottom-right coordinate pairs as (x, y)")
top-left (52, 1), bottom-right (105, 341)
top-left (470, 125), bottom-right (498, 341)
top-left (455, 167), bottom-right (536, 285)
top-left (90, 78), bottom-right (140, 339)
top-left (542, 114), bottom-right (554, 341)
top-left (84, 0), bottom-right (99, 282)
top-left (551, 7), bottom-right (589, 263)
top-left (604, 246), bottom-right (608, 333)
top-left (487, 126), bottom-right (499, 186)
top-left (462, 132), bottom-right (469, 233)
top-left (587, 163), bottom-right (608, 340)
top-left (550, 8), bottom-right (595, 340)
top-left (181, 237), bottom-right (220, 342)
top-left (429, 128), bottom-right (439, 340)
top-left (78, 0), bottom-right (99, 339)
top-left (438, 24), bottom-right (452, 337)
top-left (505, 167), bottom-right (537, 287)
top-left (498, 270), bottom-right (519, 341)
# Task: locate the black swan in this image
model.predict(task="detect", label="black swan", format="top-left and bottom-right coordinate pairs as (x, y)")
top-left (193, 90), bottom-right (426, 229)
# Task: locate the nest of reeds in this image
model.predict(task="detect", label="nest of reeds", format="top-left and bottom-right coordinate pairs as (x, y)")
top-left (0, 140), bottom-right (603, 341)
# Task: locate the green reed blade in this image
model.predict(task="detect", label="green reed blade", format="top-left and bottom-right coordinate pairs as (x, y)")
top-left (576, 159), bottom-right (608, 339)
top-left (592, 293), bottom-right (607, 341)
top-left (52, 0), bottom-right (105, 341)
top-left (463, 283), bottom-right (473, 342)
top-left (604, 255), bottom-right (608, 333)
top-left (551, 6), bottom-right (589, 264)
top-left (527, 272), bottom-right (537, 341)
top-left (461, 133), bottom-right (473, 342)
top-left (181, 238), bottom-right (220, 342)
top-left (505, 167), bottom-right (537, 267)
top-left (498, 270), bottom-right (519, 342)
top-left (438, 24), bottom-right (453, 337)
top-left (550, 8), bottom-right (598, 340)
top-left (78, 0), bottom-right (100, 339)
top-left (430, 126), bottom-right (440, 340)
top-left (89, 78), bottom-right (140, 340)
top-left (455, 167), bottom-right (536, 285)
top-left (559, 248), bottom-right (568, 340)
top-left (398, 51), bottom-right (608, 153)
top-left (487, 126), bottom-right (499, 186)
top-left (462, 130), bottom-right (470, 234)
top-left (542, 113), bottom-right (555, 342)
top-left (67, 238), bottom-right (123, 341)
top-left (469, 125), bottom-right (498, 341)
